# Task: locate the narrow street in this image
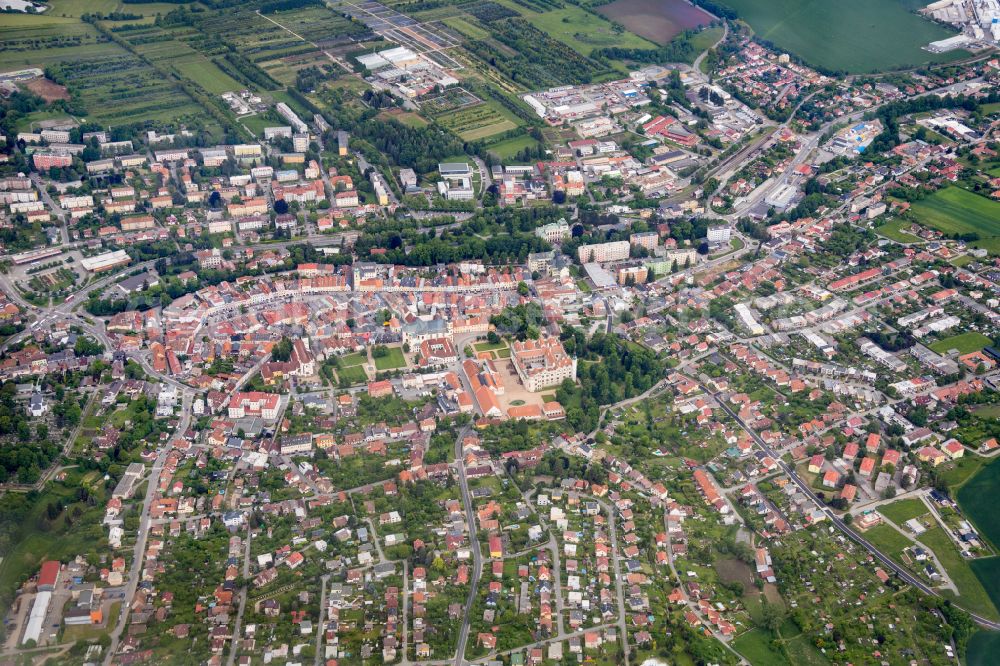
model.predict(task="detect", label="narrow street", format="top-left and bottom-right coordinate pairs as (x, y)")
top-left (452, 426), bottom-right (482, 666)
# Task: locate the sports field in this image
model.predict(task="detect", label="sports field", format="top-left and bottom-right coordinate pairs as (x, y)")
top-left (720, 0), bottom-right (963, 73)
top-left (910, 187), bottom-right (1000, 254)
top-left (929, 332), bottom-right (992, 355)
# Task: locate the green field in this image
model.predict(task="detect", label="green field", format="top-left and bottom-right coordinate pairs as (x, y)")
top-left (523, 6), bottom-right (656, 57)
top-left (929, 332), bottom-right (993, 355)
top-left (968, 630), bottom-right (1000, 666)
top-left (720, 0), bottom-right (962, 73)
top-left (875, 218), bottom-right (922, 244)
top-left (878, 498), bottom-right (928, 525)
top-left (969, 557), bottom-right (1000, 620)
top-left (958, 459), bottom-right (1000, 548)
top-left (373, 347), bottom-right (406, 371)
top-left (910, 187), bottom-right (1000, 254)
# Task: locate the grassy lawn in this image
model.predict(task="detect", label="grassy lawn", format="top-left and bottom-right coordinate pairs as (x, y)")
top-left (339, 352), bottom-right (368, 367)
top-left (335, 365), bottom-right (367, 385)
top-left (373, 347), bottom-right (406, 371)
top-left (878, 498), bottom-right (928, 525)
top-left (733, 628), bottom-right (790, 665)
top-left (863, 524), bottom-right (914, 562)
top-left (720, 0), bottom-right (963, 73)
top-left (928, 332), bottom-right (993, 355)
top-left (941, 454), bottom-right (988, 491)
top-left (484, 133), bottom-right (541, 162)
top-left (875, 218), bottom-right (922, 243)
top-left (910, 187), bottom-right (1000, 255)
top-left (690, 25), bottom-right (725, 53)
top-left (473, 341), bottom-right (508, 353)
top-left (951, 254), bottom-right (975, 267)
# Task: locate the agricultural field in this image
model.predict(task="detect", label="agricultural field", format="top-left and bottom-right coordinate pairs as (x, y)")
top-left (49, 48), bottom-right (208, 127)
top-left (718, 0), bottom-right (963, 73)
top-left (0, 12), bottom-right (110, 71)
top-left (197, 5), bottom-right (318, 63)
top-left (121, 26), bottom-right (243, 94)
top-left (909, 187), bottom-right (1000, 254)
top-left (420, 87), bottom-right (481, 116)
top-left (928, 332), bottom-right (992, 355)
top-left (431, 100), bottom-right (519, 141)
top-left (968, 630), bottom-right (1000, 666)
top-left (959, 459), bottom-right (1000, 548)
top-left (523, 5), bottom-right (656, 55)
top-left (462, 16), bottom-right (616, 89)
top-left (595, 0), bottom-right (713, 46)
top-left (257, 5), bottom-right (368, 46)
top-left (970, 558), bottom-right (1000, 627)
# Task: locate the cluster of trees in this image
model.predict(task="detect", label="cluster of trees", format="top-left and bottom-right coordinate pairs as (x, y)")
top-left (271, 337), bottom-right (294, 362)
top-left (222, 52), bottom-right (280, 90)
top-left (867, 91), bottom-right (1000, 155)
top-left (259, 0), bottom-right (322, 13)
top-left (863, 329), bottom-right (916, 352)
top-left (0, 383), bottom-right (60, 484)
top-left (490, 302), bottom-right (544, 341)
top-left (820, 222), bottom-right (875, 259)
top-left (556, 329), bottom-right (665, 432)
top-left (355, 207), bottom-right (559, 266)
